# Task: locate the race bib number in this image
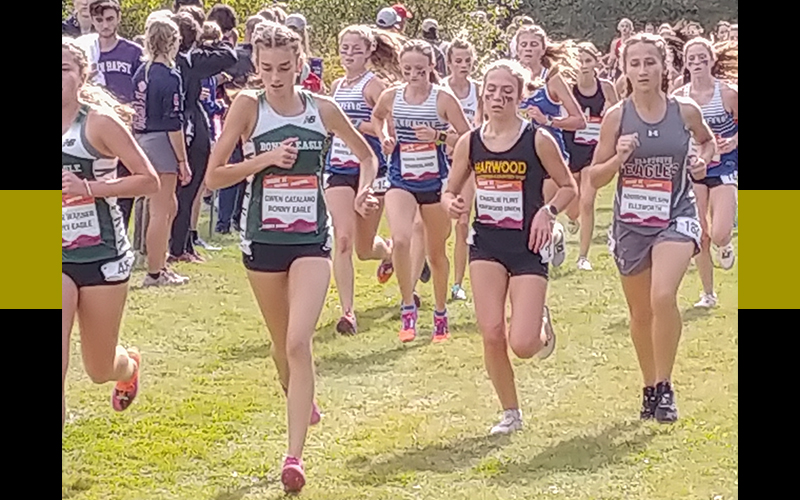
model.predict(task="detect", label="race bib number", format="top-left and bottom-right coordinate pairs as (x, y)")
top-left (261, 175), bottom-right (318, 233)
top-left (329, 137), bottom-right (360, 168)
top-left (574, 116), bottom-right (602, 145)
top-left (720, 171), bottom-right (738, 186)
top-left (400, 143), bottom-right (439, 181)
top-left (100, 251), bottom-right (134, 282)
top-left (674, 216), bottom-right (702, 247)
top-left (372, 175), bottom-right (390, 194)
top-left (62, 194), bottom-right (101, 249)
top-left (619, 178), bottom-right (672, 228)
top-left (475, 178), bottom-right (524, 230)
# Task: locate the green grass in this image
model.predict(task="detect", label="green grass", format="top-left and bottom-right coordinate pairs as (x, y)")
top-left (62, 185), bottom-right (738, 500)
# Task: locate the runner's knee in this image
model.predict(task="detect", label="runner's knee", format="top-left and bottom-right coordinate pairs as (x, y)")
top-left (334, 231), bottom-right (354, 256)
top-left (84, 361), bottom-right (115, 385)
top-left (650, 288), bottom-right (678, 314)
top-left (285, 335), bottom-right (312, 363)
top-left (481, 321), bottom-right (507, 350)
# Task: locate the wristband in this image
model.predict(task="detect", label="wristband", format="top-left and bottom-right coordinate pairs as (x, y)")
top-left (437, 131), bottom-right (448, 145)
top-left (83, 179), bottom-right (93, 197)
top-left (541, 204), bottom-right (558, 219)
top-left (545, 116), bottom-right (553, 127)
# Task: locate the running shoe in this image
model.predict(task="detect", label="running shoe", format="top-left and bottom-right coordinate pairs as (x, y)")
top-left (551, 222), bottom-right (566, 267)
top-left (164, 267), bottom-right (189, 284)
top-left (567, 218), bottom-right (580, 235)
top-left (398, 306), bottom-right (418, 343)
top-left (490, 408), bottom-right (523, 435)
top-left (111, 348), bottom-right (141, 412)
top-left (694, 292), bottom-right (718, 309)
top-left (420, 261), bottom-right (431, 283)
top-left (194, 237), bottom-right (221, 251)
top-left (717, 242), bottom-right (735, 270)
top-left (537, 305), bottom-right (556, 359)
top-left (376, 259), bottom-right (394, 284)
top-left (281, 456), bottom-right (306, 493)
top-left (451, 284), bottom-right (467, 301)
top-left (640, 386), bottom-right (658, 420)
top-left (178, 251), bottom-right (206, 263)
top-left (654, 381), bottom-right (678, 423)
top-left (336, 312), bottom-right (358, 335)
top-left (142, 269), bottom-right (188, 287)
top-left (576, 256), bottom-right (593, 271)
top-left (432, 312), bottom-right (450, 343)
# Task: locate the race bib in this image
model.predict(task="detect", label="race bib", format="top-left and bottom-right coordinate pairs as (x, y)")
top-left (674, 216), bottom-right (702, 247)
top-left (261, 175), bottom-right (318, 233)
top-left (100, 251), bottom-right (134, 282)
top-left (400, 143), bottom-right (439, 181)
top-left (574, 116), bottom-right (602, 145)
top-left (372, 175), bottom-right (390, 194)
top-left (720, 171), bottom-right (738, 186)
top-left (62, 194), bottom-right (101, 249)
top-left (329, 137), bottom-right (360, 168)
top-left (475, 178), bottom-right (524, 230)
top-left (619, 178), bottom-right (672, 228)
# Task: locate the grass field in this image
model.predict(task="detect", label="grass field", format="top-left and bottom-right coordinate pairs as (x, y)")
top-left (62, 185), bottom-right (738, 500)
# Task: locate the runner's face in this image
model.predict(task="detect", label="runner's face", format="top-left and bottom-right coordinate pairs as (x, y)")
top-left (619, 21), bottom-right (633, 36)
top-left (579, 52), bottom-right (598, 75)
top-left (685, 44), bottom-right (713, 78)
top-left (74, 0), bottom-right (90, 20)
top-left (625, 42), bottom-right (664, 93)
top-left (645, 24), bottom-right (655, 34)
top-left (686, 25), bottom-right (700, 37)
top-left (339, 33), bottom-right (369, 71)
top-left (717, 26), bottom-right (729, 40)
top-left (400, 50), bottom-right (432, 86)
top-left (93, 8), bottom-right (120, 39)
top-left (516, 33), bottom-right (543, 65)
top-left (449, 48), bottom-right (473, 78)
top-left (258, 46), bottom-right (300, 95)
top-left (62, 48), bottom-right (82, 105)
top-left (483, 68), bottom-right (519, 118)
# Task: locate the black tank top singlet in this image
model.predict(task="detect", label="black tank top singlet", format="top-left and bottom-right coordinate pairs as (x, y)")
top-left (565, 79), bottom-right (606, 168)
top-left (469, 120), bottom-right (546, 251)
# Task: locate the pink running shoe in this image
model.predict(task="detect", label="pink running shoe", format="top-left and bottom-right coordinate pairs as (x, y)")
top-left (398, 305), bottom-right (417, 343)
top-left (432, 312), bottom-right (450, 343)
top-left (281, 456), bottom-right (306, 493)
top-left (112, 348), bottom-right (141, 411)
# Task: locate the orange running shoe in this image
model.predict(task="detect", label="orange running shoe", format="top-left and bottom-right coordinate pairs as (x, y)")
top-left (398, 305), bottom-right (417, 343)
top-left (111, 348), bottom-right (140, 412)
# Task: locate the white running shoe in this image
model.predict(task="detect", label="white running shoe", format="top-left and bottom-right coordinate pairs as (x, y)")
top-left (567, 218), bottom-right (580, 235)
top-left (142, 270), bottom-right (188, 287)
top-left (537, 305), bottom-right (556, 359)
top-left (694, 293), bottom-right (718, 309)
top-left (576, 256), bottom-right (593, 271)
top-left (717, 243), bottom-right (736, 270)
top-left (551, 222), bottom-right (566, 267)
top-left (490, 409), bottom-right (523, 436)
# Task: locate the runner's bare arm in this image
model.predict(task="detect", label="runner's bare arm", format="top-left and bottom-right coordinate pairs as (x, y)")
top-left (676, 96), bottom-right (715, 164)
top-left (721, 81), bottom-right (738, 122)
top-left (359, 76), bottom-right (388, 137)
top-left (370, 87), bottom-right (396, 145)
top-left (85, 110), bottom-right (159, 198)
top-left (317, 95), bottom-right (379, 191)
top-left (600, 79), bottom-right (619, 108)
top-left (548, 74), bottom-right (586, 131)
top-left (205, 90), bottom-right (270, 190)
top-left (535, 127), bottom-right (577, 213)
top-left (588, 103), bottom-right (625, 189)
top-left (441, 133), bottom-right (471, 217)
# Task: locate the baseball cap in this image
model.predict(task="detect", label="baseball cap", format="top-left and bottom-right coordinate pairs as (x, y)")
top-left (392, 4), bottom-right (412, 20)
top-left (285, 13), bottom-right (307, 31)
top-left (421, 19), bottom-right (438, 32)
top-left (376, 7), bottom-right (401, 29)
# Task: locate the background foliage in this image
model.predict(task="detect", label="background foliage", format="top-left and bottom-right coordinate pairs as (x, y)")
top-left (63, 0), bottom-right (738, 84)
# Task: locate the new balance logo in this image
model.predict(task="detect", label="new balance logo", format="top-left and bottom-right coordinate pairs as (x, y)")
top-left (63, 138), bottom-right (76, 147)
top-left (647, 129), bottom-right (659, 138)
top-left (304, 115), bottom-right (316, 124)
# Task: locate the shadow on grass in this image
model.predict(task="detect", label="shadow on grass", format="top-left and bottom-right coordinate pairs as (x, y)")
top-left (315, 305), bottom-right (399, 342)
top-left (602, 304), bottom-right (713, 337)
top-left (489, 420), bottom-right (653, 486)
top-left (681, 306), bottom-right (712, 323)
top-left (210, 477), bottom-right (277, 500)
top-left (346, 434), bottom-right (511, 485)
top-left (315, 341), bottom-right (426, 376)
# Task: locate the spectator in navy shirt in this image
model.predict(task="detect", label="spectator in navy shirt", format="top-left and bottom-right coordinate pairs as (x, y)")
top-left (89, 0), bottom-right (144, 229)
top-left (168, 11), bottom-right (237, 262)
top-left (132, 15), bottom-right (192, 287)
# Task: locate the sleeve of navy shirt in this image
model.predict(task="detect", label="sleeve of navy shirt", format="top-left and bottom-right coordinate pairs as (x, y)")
top-left (188, 42), bottom-right (238, 80)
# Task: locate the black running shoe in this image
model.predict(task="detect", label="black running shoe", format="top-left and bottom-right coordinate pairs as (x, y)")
top-left (640, 386), bottom-right (658, 420)
top-left (420, 261), bottom-right (431, 283)
top-left (655, 381), bottom-right (678, 423)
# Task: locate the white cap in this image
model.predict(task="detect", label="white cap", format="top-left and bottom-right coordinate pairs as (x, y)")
top-left (422, 19), bottom-right (438, 32)
top-left (376, 7), bottom-right (401, 29)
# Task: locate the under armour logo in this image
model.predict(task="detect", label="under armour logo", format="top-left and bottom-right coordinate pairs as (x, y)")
top-left (647, 129), bottom-right (659, 137)
top-left (304, 115), bottom-right (316, 124)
